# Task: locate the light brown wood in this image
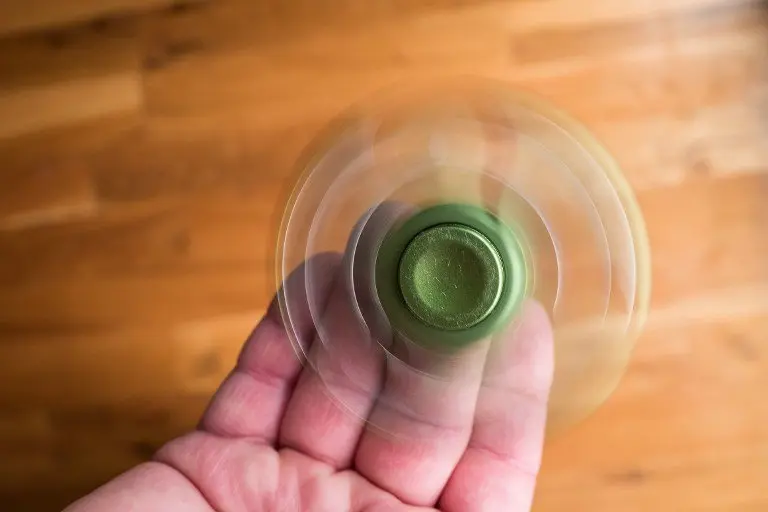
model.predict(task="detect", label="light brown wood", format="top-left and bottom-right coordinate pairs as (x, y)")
top-left (0, 0), bottom-right (765, 510)
top-left (539, 312), bottom-right (768, 511)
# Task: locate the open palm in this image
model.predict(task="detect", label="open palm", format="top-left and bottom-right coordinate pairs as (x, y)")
top-left (66, 254), bottom-right (553, 512)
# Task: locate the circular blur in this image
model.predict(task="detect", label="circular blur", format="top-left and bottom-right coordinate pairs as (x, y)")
top-left (275, 80), bottom-right (651, 435)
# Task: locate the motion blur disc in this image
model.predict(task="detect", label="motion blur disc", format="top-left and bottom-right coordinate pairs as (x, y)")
top-left (276, 80), bottom-right (651, 435)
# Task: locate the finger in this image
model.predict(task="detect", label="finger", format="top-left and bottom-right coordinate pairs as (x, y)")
top-left (354, 338), bottom-right (490, 506)
top-left (440, 301), bottom-right (554, 512)
top-left (200, 253), bottom-right (341, 443)
top-left (279, 272), bottom-right (385, 468)
top-left (279, 204), bottom-right (404, 469)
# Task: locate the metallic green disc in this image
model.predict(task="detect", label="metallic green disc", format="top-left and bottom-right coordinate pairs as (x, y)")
top-left (398, 224), bottom-right (504, 331)
top-left (376, 203), bottom-right (528, 349)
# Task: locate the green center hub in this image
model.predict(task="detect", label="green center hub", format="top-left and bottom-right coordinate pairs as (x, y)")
top-left (376, 203), bottom-right (528, 350)
top-left (398, 224), bottom-right (504, 331)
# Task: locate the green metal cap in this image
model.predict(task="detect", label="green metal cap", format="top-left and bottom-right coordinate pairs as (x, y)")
top-left (398, 224), bottom-right (504, 331)
top-left (376, 203), bottom-right (528, 350)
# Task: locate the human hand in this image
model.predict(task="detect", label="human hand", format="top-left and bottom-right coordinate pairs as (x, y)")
top-left (66, 230), bottom-right (553, 512)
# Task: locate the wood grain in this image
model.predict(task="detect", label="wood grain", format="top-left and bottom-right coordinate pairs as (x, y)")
top-left (0, 0), bottom-right (199, 37)
top-left (0, 25), bottom-right (142, 139)
top-left (538, 312), bottom-right (768, 511)
top-left (0, 159), bottom-right (97, 230)
top-left (0, 0), bottom-right (765, 510)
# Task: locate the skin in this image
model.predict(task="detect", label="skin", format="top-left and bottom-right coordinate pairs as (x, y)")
top-left (65, 251), bottom-right (553, 512)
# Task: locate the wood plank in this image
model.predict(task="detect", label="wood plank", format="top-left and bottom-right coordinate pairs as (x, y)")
top-left (140, 0), bottom-right (767, 196)
top-left (0, 0), bottom-right (196, 37)
top-left (138, 0), bottom-right (747, 60)
top-left (138, 0), bottom-right (493, 56)
top-left (0, 410), bottom-right (53, 491)
top-left (594, 89), bottom-right (768, 189)
top-left (0, 194), bottom-right (275, 287)
top-left (0, 396), bottom-right (208, 496)
top-left (0, 328), bottom-right (177, 408)
top-left (512, 0), bottom-right (766, 63)
top-left (87, 121), bottom-right (312, 202)
top-left (141, 0), bottom-right (766, 122)
top-left (0, 114), bottom-right (139, 228)
top-left (0, 21), bottom-right (139, 89)
top-left (0, 313), bottom-right (249, 408)
top-left (0, 22), bottom-right (142, 140)
top-left (0, 159), bottom-right (97, 230)
top-left (641, 173), bottom-right (768, 306)
top-left (0, 264), bottom-right (269, 332)
top-left (537, 312), bottom-right (768, 511)
top-left (0, 72), bottom-right (141, 140)
top-left (0, 111), bottom-right (142, 169)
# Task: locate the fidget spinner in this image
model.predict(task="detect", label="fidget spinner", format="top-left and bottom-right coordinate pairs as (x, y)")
top-left (275, 80), bottom-right (651, 433)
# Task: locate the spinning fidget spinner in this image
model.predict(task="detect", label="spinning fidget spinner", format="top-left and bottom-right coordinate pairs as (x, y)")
top-left (275, 81), bottom-right (651, 434)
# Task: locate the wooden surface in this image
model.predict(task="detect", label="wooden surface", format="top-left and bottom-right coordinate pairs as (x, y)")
top-left (0, 0), bottom-right (766, 510)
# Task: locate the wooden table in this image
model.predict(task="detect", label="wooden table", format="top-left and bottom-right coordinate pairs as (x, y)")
top-left (0, 0), bottom-right (766, 510)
